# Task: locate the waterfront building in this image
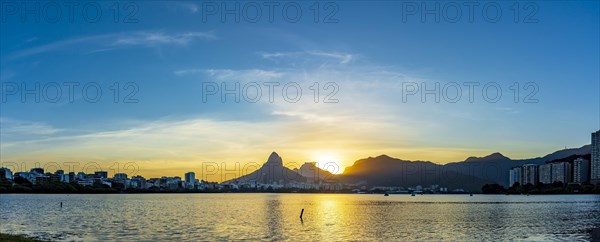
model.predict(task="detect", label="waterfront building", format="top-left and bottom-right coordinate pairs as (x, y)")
top-left (0, 167), bottom-right (13, 180)
top-left (551, 162), bottom-right (571, 184)
top-left (509, 166), bottom-right (522, 187)
top-left (573, 158), bottom-right (590, 184)
top-left (522, 164), bottom-right (538, 185)
top-left (538, 163), bottom-right (552, 184)
top-left (592, 130), bottom-right (600, 183)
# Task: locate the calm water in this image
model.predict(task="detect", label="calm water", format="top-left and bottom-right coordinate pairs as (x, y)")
top-left (1, 194), bottom-right (599, 241)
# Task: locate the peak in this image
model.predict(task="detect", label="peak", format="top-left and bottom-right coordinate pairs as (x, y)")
top-left (487, 152), bottom-right (507, 158)
top-left (465, 152), bottom-right (509, 162)
top-left (375, 154), bottom-right (392, 159)
top-left (269, 151), bottom-right (279, 158)
top-left (265, 151), bottom-right (283, 166)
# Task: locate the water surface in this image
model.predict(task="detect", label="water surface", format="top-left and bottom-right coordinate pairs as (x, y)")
top-left (1, 194), bottom-right (599, 241)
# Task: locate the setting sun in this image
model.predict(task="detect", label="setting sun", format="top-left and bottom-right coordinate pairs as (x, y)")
top-left (313, 155), bottom-right (343, 174)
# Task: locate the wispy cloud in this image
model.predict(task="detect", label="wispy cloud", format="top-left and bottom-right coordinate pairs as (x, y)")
top-left (306, 51), bottom-right (354, 64)
top-left (177, 2), bottom-right (199, 13)
top-left (175, 68), bottom-right (284, 81)
top-left (113, 32), bottom-right (216, 46)
top-left (0, 118), bottom-right (63, 136)
top-left (496, 107), bottom-right (520, 114)
top-left (259, 51), bottom-right (355, 64)
top-left (4, 31), bottom-right (216, 61)
top-left (5, 34), bottom-right (116, 60)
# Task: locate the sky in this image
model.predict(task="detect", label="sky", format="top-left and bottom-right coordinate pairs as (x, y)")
top-left (0, 1), bottom-right (599, 180)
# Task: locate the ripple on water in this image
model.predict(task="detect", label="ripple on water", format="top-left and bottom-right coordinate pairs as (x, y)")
top-left (0, 194), bottom-right (599, 241)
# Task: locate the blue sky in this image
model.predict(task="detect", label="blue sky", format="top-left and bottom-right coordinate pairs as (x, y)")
top-left (0, 1), bottom-right (598, 178)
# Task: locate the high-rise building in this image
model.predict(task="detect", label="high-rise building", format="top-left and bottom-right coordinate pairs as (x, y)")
top-left (185, 172), bottom-right (196, 184)
top-left (95, 171), bottom-right (108, 179)
top-left (522, 164), bottom-right (538, 185)
top-left (551, 162), bottom-right (571, 184)
top-left (30, 168), bottom-right (44, 175)
top-left (114, 173), bottom-right (127, 181)
top-left (538, 163), bottom-right (553, 184)
top-left (572, 158), bottom-right (590, 184)
top-left (59, 174), bottom-right (70, 183)
top-left (509, 167), bottom-right (522, 187)
top-left (0, 167), bottom-right (13, 180)
top-left (592, 130), bottom-right (600, 183)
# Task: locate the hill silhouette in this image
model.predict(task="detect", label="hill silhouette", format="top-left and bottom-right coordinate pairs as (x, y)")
top-left (338, 155), bottom-right (494, 191)
top-left (225, 145), bottom-right (591, 190)
top-left (226, 152), bottom-right (306, 185)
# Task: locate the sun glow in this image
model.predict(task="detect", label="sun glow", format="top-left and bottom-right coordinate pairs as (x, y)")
top-left (313, 155), bottom-right (343, 174)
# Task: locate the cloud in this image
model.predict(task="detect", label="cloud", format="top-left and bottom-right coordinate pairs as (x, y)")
top-left (3, 31), bottom-right (216, 61)
top-left (306, 51), bottom-right (354, 64)
top-left (175, 68), bottom-right (284, 81)
top-left (5, 34), bottom-right (116, 60)
top-left (113, 31), bottom-right (216, 46)
top-left (177, 2), bottom-right (199, 13)
top-left (259, 51), bottom-right (355, 64)
top-left (496, 107), bottom-right (520, 114)
top-left (0, 118), bottom-right (63, 136)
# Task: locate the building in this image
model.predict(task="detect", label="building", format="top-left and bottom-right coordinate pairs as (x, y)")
top-left (509, 167), bottom-right (522, 187)
top-left (95, 171), bottom-right (108, 179)
top-left (592, 130), bottom-right (600, 183)
top-left (0, 167), bottom-right (13, 180)
top-left (185, 172), bottom-right (196, 184)
top-left (551, 162), bottom-right (571, 184)
top-left (59, 174), bottom-right (70, 183)
top-left (522, 164), bottom-right (538, 185)
top-left (15, 172), bottom-right (36, 183)
top-left (572, 158), bottom-right (590, 184)
top-left (30, 168), bottom-right (44, 175)
top-left (130, 176), bottom-right (146, 189)
top-left (538, 163), bottom-right (553, 184)
top-left (76, 172), bottom-right (86, 180)
top-left (114, 173), bottom-right (127, 181)
top-left (77, 179), bottom-right (94, 186)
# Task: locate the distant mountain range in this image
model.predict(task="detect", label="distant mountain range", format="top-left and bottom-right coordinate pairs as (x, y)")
top-left (443, 144), bottom-right (591, 187)
top-left (227, 145), bottom-right (591, 191)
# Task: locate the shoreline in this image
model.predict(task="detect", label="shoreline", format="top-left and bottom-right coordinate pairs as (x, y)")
top-left (0, 233), bottom-right (47, 242)
top-left (1, 192), bottom-right (598, 195)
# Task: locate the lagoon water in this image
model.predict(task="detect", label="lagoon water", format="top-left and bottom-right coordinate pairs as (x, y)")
top-left (1, 194), bottom-right (599, 241)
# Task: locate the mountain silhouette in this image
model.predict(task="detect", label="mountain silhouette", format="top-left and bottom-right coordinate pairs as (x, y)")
top-left (339, 155), bottom-right (494, 191)
top-left (294, 162), bottom-right (337, 183)
top-left (225, 145), bottom-right (591, 190)
top-left (464, 152), bottom-right (510, 162)
top-left (339, 145), bottom-right (591, 189)
top-left (226, 152), bottom-right (306, 185)
top-left (444, 144), bottom-right (591, 186)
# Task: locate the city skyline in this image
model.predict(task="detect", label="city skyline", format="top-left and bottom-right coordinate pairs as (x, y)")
top-left (2, 130), bottom-right (598, 193)
top-left (1, 137), bottom-right (595, 183)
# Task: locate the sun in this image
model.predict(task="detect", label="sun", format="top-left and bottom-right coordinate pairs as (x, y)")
top-left (313, 155), bottom-right (343, 174)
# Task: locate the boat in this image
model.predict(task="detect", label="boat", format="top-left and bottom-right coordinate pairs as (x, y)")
top-left (384, 193), bottom-right (389, 196)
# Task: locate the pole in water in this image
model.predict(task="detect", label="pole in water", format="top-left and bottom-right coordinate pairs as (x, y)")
top-left (60, 202), bottom-right (62, 208)
top-left (300, 208), bottom-right (304, 220)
